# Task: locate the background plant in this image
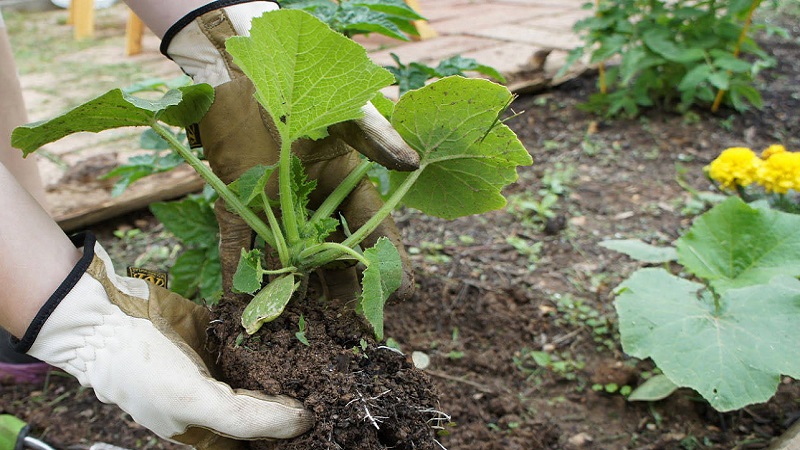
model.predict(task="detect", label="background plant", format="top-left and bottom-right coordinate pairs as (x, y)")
top-left (563, 0), bottom-right (779, 117)
top-left (280, 0), bottom-right (424, 41)
top-left (603, 159), bottom-right (800, 411)
top-left (386, 53), bottom-right (506, 96)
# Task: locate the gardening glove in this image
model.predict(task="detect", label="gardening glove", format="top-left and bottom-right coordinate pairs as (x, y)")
top-left (11, 232), bottom-right (313, 450)
top-left (161, 1), bottom-right (418, 301)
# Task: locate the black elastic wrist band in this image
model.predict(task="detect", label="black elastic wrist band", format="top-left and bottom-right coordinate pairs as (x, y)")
top-left (12, 232), bottom-right (96, 353)
top-left (160, 0), bottom-right (280, 58)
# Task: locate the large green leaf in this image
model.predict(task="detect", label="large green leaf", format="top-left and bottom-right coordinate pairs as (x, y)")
top-left (12, 84), bottom-right (214, 156)
top-left (226, 9), bottom-right (395, 142)
top-left (615, 268), bottom-right (800, 411)
top-left (359, 237), bottom-right (402, 340)
top-left (242, 274), bottom-right (299, 335)
top-left (677, 197), bottom-right (800, 292)
top-left (390, 76), bottom-right (532, 219)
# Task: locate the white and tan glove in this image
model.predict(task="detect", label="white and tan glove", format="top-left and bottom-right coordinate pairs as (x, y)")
top-left (161, 1), bottom-right (418, 299)
top-left (12, 232), bottom-right (313, 450)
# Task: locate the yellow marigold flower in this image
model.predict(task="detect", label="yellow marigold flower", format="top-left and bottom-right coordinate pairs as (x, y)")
top-left (706, 147), bottom-right (762, 190)
top-left (756, 151), bottom-right (800, 194)
top-left (761, 144), bottom-right (787, 159)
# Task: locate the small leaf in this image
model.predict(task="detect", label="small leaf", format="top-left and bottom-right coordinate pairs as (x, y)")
top-left (232, 248), bottom-right (266, 294)
top-left (231, 165), bottom-right (277, 208)
top-left (628, 374), bottom-right (680, 402)
top-left (242, 274), bottom-right (299, 335)
top-left (360, 237), bottom-right (403, 340)
top-left (296, 315), bottom-right (310, 346)
top-left (599, 239), bottom-right (678, 263)
top-left (390, 77), bottom-right (532, 219)
top-left (12, 85), bottom-right (214, 156)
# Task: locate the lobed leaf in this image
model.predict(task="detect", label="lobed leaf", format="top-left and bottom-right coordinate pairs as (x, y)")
top-left (676, 197), bottom-right (800, 293)
top-left (390, 76), bottom-right (532, 219)
top-left (12, 85), bottom-right (214, 156)
top-left (616, 268), bottom-right (800, 411)
top-left (226, 10), bottom-right (395, 142)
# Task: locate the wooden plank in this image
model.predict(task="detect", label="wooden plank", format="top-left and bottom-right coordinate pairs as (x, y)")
top-left (125, 10), bottom-right (145, 56)
top-left (52, 164), bottom-right (205, 232)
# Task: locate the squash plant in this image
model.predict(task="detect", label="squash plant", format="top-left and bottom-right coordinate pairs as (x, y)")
top-left (12, 10), bottom-right (531, 340)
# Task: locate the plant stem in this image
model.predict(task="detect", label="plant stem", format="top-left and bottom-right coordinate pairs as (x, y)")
top-left (310, 159), bottom-right (373, 224)
top-left (150, 121), bottom-right (277, 249)
top-left (711, 0), bottom-right (761, 112)
top-left (261, 191), bottom-right (290, 266)
top-left (279, 139), bottom-right (301, 245)
top-left (306, 168), bottom-right (423, 267)
top-left (300, 242), bottom-right (369, 267)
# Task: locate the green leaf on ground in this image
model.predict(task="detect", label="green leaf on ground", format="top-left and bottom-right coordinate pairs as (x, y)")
top-left (600, 239), bottom-right (678, 264)
top-left (628, 374), bottom-right (679, 402)
top-left (615, 268), bottom-right (800, 411)
top-left (360, 237), bottom-right (402, 340)
top-left (390, 76), bottom-right (532, 219)
top-left (12, 85), bottom-right (214, 156)
top-left (226, 9), bottom-right (395, 142)
top-left (242, 274), bottom-right (299, 335)
top-left (150, 197), bottom-right (219, 248)
top-left (676, 197), bottom-right (800, 292)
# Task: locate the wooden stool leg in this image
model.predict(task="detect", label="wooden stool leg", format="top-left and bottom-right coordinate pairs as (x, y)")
top-left (125, 10), bottom-right (145, 56)
top-left (405, 0), bottom-right (437, 40)
top-left (72, 0), bottom-right (95, 40)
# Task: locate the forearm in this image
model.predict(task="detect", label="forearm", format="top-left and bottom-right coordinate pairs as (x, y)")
top-left (0, 163), bottom-right (81, 338)
top-left (122, 0), bottom-right (213, 38)
top-left (0, 15), bottom-right (47, 209)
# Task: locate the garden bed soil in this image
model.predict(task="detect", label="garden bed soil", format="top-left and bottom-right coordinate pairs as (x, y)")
top-left (3, 25), bottom-right (800, 450)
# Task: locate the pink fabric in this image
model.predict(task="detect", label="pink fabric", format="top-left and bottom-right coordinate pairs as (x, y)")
top-left (0, 361), bottom-right (51, 385)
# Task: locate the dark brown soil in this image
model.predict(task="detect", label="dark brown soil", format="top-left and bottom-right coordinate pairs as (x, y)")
top-left (2, 23), bottom-right (800, 450)
top-left (210, 296), bottom-right (442, 450)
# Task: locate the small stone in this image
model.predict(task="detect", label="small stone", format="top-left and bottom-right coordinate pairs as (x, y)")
top-left (411, 351), bottom-right (430, 370)
top-left (567, 432), bottom-right (593, 447)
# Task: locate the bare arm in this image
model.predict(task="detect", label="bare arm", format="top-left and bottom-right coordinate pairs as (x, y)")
top-left (0, 163), bottom-right (81, 338)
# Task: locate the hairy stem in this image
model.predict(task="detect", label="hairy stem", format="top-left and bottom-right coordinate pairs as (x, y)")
top-left (307, 167), bottom-right (423, 267)
top-left (151, 121), bottom-right (277, 249)
top-left (261, 191), bottom-right (290, 266)
top-left (310, 159), bottom-right (373, 224)
top-left (279, 139), bottom-right (301, 244)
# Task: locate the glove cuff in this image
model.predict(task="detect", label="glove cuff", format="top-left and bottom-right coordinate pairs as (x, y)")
top-left (12, 232), bottom-right (95, 354)
top-left (161, 0), bottom-right (279, 87)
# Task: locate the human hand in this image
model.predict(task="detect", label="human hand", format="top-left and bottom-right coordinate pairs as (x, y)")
top-left (14, 233), bottom-right (313, 450)
top-left (164, 3), bottom-right (418, 300)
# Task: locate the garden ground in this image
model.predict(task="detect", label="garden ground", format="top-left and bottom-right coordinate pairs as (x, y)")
top-left (2, 3), bottom-right (800, 450)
